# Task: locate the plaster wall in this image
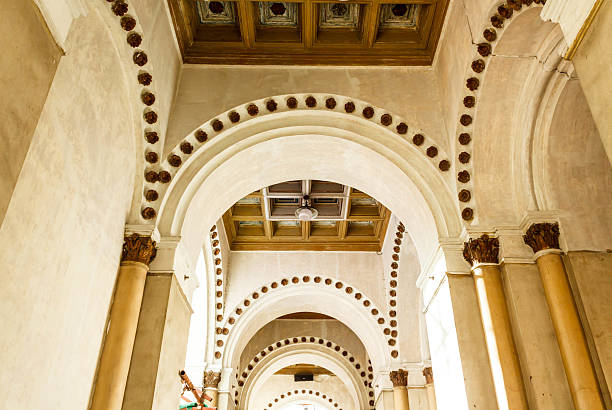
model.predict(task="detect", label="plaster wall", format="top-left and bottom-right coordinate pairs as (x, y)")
top-left (166, 66), bottom-right (446, 156)
top-left (0, 0), bottom-right (60, 225)
top-left (565, 251), bottom-right (612, 400)
top-left (239, 319), bottom-right (367, 374)
top-left (226, 251), bottom-right (386, 320)
top-left (573, 0), bottom-right (612, 165)
top-left (0, 11), bottom-right (135, 409)
top-left (433, 0), bottom-right (474, 149)
top-left (424, 275), bottom-right (497, 410)
top-left (544, 79), bottom-right (612, 251)
top-left (375, 389), bottom-right (394, 410)
top-left (251, 375), bottom-right (353, 410)
top-left (501, 262), bottom-right (573, 409)
top-left (407, 388), bottom-right (429, 410)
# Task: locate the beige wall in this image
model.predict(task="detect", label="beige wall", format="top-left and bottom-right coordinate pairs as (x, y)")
top-left (0, 10), bottom-right (136, 409)
top-left (545, 79), bottom-right (612, 251)
top-left (0, 0), bottom-right (60, 225)
top-left (123, 273), bottom-right (192, 410)
top-left (565, 251), bottom-right (612, 405)
top-left (226, 251), bottom-right (387, 318)
top-left (433, 0), bottom-right (473, 148)
top-left (424, 275), bottom-right (497, 410)
top-left (166, 66), bottom-right (446, 156)
top-left (501, 263), bottom-right (574, 409)
top-left (573, 0), bottom-right (612, 165)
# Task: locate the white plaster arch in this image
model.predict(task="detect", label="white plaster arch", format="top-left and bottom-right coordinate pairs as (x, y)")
top-left (238, 336), bottom-right (370, 383)
top-left (276, 396), bottom-right (335, 410)
top-left (242, 348), bottom-right (363, 410)
top-left (222, 284), bottom-right (389, 374)
top-left (154, 102), bottom-right (463, 271)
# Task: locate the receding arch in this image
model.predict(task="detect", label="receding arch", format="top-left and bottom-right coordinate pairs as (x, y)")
top-left (221, 283), bottom-right (389, 374)
top-left (241, 348), bottom-right (364, 410)
top-left (236, 336), bottom-right (372, 399)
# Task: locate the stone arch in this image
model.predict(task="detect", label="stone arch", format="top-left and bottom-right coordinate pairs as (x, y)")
top-left (220, 280), bottom-right (390, 372)
top-left (150, 95), bottom-right (463, 275)
top-left (236, 336), bottom-right (373, 403)
top-left (454, 1), bottom-right (558, 226)
top-left (267, 390), bottom-right (341, 410)
top-left (241, 348), bottom-right (365, 410)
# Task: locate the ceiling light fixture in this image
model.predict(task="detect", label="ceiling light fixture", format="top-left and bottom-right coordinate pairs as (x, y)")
top-left (295, 195), bottom-right (318, 221)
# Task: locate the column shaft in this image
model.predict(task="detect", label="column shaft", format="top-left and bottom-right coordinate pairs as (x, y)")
top-left (536, 252), bottom-right (604, 410)
top-left (392, 386), bottom-right (410, 410)
top-left (472, 264), bottom-right (528, 410)
top-left (425, 384), bottom-right (436, 410)
top-left (91, 261), bottom-right (148, 410)
top-left (204, 388), bottom-right (218, 407)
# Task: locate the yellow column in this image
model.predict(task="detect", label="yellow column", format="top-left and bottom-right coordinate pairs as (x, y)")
top-left (524, 223), bottom-right (604, 410)
top-left (203, 370), bottom-right (221, 407)
top-left (90, 234), bottom-right (156, 410)
top-left (390, 369), bottom-right (410, 410)
top-left (464, 235), bottom-right (529, 410)
top-left (423, 367), bottom-right (436, 410)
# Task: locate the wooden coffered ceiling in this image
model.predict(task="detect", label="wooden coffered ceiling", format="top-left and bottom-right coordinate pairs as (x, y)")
top-left (222, 180), bottom-right (391, 251)
top-left (167, 0), bottom-right (449, 65)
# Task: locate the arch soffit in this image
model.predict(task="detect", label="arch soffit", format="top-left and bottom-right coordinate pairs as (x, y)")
top-left (452, 1), bottom-right (569, 227)
top-left (220, 283), bottom-right (390, 374)
top-left (242, 349), bottom-right (363, 410)
top-left (237, 337), bottom-right (373, 399)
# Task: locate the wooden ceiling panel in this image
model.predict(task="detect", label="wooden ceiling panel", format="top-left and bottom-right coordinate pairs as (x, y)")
top-left (222, 181), bottom-right (390, 251)
top-left (168, 0), bottom-right (449, 65)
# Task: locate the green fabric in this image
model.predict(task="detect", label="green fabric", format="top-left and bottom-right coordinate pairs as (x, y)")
top-left (179, 402), bottom-right (198, 409)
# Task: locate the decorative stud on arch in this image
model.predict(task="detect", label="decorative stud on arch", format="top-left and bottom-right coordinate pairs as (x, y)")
top-left (209, 224), bottom-right (227, 360)
top-left (102, 0), bottom-right (166, 221)
top-left (212, 275), bottom-right (395, 365)
top-left (235, 336), bottom-right (374, 401)
top-left (385, 221), bottom-right (404, 359)
top-left (263, 389), bottom-right (343, 410)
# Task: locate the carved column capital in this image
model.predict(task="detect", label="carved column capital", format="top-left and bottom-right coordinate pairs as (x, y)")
top-left (203, 370), bottom-right (221, 388)
top-left (524, 223), bottom-right (560, 253)
top-left (463, 234), bottom-right (499, 266)
top-left (121, 233), bottom-right (157, 265)
top-left (423, 367), bottom-right (433, 384)
top-left (390, 369), bottom-right (408, 387)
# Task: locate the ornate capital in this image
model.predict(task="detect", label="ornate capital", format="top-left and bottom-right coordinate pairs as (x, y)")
top-left (423, 367), bottom-right (433, 384)
top-left (203, 370), bottom-right (221, 388)
top-left (463, 234), bottom-right (499, 266)
top-left (524, 223), bottom-right (560, 253)
top-left (122, 233), bottom-right (157, 265)
top-left (390, 369), bottom-right (408, 387)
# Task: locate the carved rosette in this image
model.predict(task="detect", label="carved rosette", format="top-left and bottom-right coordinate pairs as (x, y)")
top-left (463, 234), bottom-right (499, 266)
top-left (389, 369), bottom-right (408, 387)
top-left (423, 367), bottom-right (433, 384)
top-left (121, 233), bottom-right (157, 265)
top-left (524, 223), bottom-right (560, 253)
top-left (203, 370), bottom-right (221, 388)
